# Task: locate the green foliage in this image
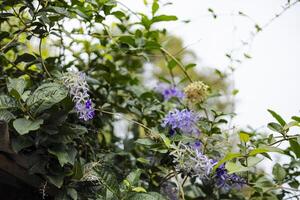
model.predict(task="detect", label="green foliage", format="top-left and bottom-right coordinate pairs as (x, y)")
top-left (0, 0), bottom-right (299, 199)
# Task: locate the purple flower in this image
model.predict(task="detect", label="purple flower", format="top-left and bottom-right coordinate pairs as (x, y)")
top-left (63, 67), bottom-right (95, 121)
top-left (156, 84), bottom-right (184, 101)
top-left (162, 109), bottom-right (200, 135)
top-left (215, 164), bottom-right (246, 189)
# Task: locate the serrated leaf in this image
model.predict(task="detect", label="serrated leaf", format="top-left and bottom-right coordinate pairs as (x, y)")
top-left (13, 118), bottom-right (43, 135)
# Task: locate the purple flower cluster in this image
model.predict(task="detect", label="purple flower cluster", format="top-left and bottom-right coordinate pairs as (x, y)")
top-left (215, 164), bottom-right (246, 190)
top-left (162, 109), bottom-right (200, 135)
top-left (62, 67), bottom-right (95, 121)
top-left (156, 84), bottom-right (184, 101)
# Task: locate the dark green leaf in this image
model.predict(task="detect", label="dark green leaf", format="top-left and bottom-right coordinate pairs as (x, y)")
top-left (26, 82), bottom-right (68, 114)
top-left (13, 118), bottom-right (44, 135)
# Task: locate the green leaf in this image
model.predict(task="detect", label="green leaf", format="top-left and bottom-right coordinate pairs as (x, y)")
top-left (289, 138), bottom-right (300, 158)
top-left (126, 169), bottom-right (142, 186)
top-left (152, 15), bottom-right (177, 23)
top-left (127, 192), bottom-right (166, 200)
top-left (213, 152), bottom-right (242, 171)
top-left (72, 160), bottom-right (84, 180)
top-left (272, 163), bottom-right (286, 181)
top-left (247, 156), bottom-right (263, 167)
top-left (267, 109), bottom-right (286, 126)
top-left (132, 187), bottom-right (147, 193)
top-left (48, 144), bottom-right (77, 167)
top-left (239, 132), bottom-right (250, 143)
top-left (94, 165), bottom-right (120, 199)
top-left (47, 175), bottom-right (64, 188)
top-left (152, 0), bottom-right (159, 15)
top-left (0, 110), bottom-right (15, 122)
top-left (11, 136), bottom-right (33, 152)
top-left (13, 118), bottom-right (43, 135)
top-left (249, 146), bottom-right (283, 156)
top-left (135, 138), bottom-right (156, 146)
top-left (267, 122), bottom-right (283, 133)
top-left (67, 188), bottom-right (78, 200)
top-left (292, 116), bottom-right (300, 122)
top-left (225, 162), bottom-right (249, 174)
top-left (7, 78), bottom-right (26, 99)
top-left (27, 82), bottom-right (68, 115)
top-left (0, 95), bottom-right (17, 109)
top-left (14, 53), bottom-right (36, 64)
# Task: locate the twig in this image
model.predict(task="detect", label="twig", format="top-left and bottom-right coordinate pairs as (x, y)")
top-left (39, 37), bottom-right (51, 78)
top-left (160, 47), bottom-right (193, 83)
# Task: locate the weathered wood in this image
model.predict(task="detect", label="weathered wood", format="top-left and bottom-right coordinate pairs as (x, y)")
top-left (0, 120), bottom-right (14, 153)
top-left (0, 120), bottom-right (59, 196)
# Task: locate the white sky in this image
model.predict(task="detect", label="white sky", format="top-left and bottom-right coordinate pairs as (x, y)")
top-left (119, 0), bottom-right (300, 129)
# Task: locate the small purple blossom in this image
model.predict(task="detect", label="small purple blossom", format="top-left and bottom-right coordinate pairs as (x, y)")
top-left (156, 84), bottom-right (184, 101)
top-left (62, 67), bottom-right (95, 121)
top-left (215, 164), bottom-right (246, 189)
top-left (162, 109), bottom-right (200, 135)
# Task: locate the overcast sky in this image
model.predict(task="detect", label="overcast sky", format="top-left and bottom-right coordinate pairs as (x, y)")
top-left (119, 0), bottom-right (300, 129)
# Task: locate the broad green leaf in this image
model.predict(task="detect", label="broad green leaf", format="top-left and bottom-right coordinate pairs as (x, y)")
top-left (48, 144), bottom-right (77, 166)
top-left (7, 78), bottom-right (26, 99)
top-left (225, 162), bottom-right (249, 174)
top-left (13, 118), bottom-right (44, 135)
top-left (213, 152), bottom-right (242, 171)
top-left (249, 146), bottom-right (283, 156)
top-left (239, 132), bottom-right (250, 143)
top-left (272, 163), bottom-right (286, 181)
top-left (0, 95), bottom-right (17, 109)
top-left (247, 156), bottom-right (263, 167)
top-left (267, 109), bottom-right (286, 126)
top-left (27, 82), bottom-right (68, 115)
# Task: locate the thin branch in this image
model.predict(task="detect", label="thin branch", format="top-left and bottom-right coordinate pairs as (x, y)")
top-left (39, 37), bottom-right (51, 78)
top-left (160, 47), bottom-right (193, 83)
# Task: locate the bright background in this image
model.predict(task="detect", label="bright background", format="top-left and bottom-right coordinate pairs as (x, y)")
top-left (120, 0), bottom-right (300, 129)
